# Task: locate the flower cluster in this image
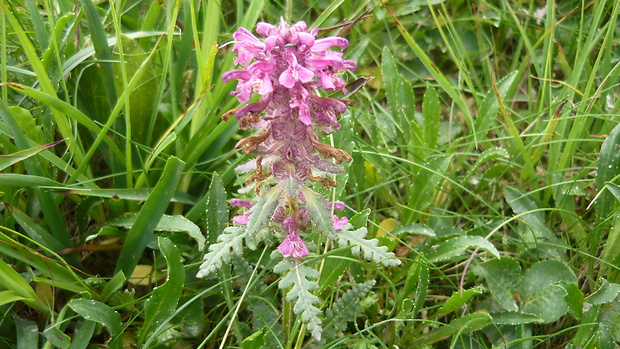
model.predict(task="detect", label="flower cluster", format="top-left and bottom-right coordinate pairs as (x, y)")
top-left (222, 18), bottom-right (357, 258)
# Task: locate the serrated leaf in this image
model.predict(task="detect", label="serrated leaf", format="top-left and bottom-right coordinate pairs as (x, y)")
top-left (335, 224), bottom-right (401, 266)
top-left (197, 226), bottom-right (247, 278)
top-left (68, 299), bottom-right (122, 349)
top-left (480, 257), bottom-right (521, 311)
top-left (277, 260), bottom-right (323, 340)
top-left (324, 280), bottom-right (375, 335)
top-left (300, 186), bottom-right (335, 236)
top-left (426, 235), bottom-right (499, 263)
top-left (246, 185), bottom-right (282, 235)
top-left (436, 286), bottom-right (484, 316)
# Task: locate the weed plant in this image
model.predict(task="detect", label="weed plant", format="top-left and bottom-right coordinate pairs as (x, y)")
top-left (0, 0), bottom-right (619, 348)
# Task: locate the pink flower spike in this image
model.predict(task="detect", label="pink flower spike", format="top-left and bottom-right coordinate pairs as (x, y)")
top-left (332, 216), bottom-right (348, 230)
top-left (328, 201), bottom-right (345, 211)
top-left (313, 37), bottom-right (349, 51)
top-left (231, 199), bottom-right (252, 209)
top-left (232, 212), bottom-right (251, 225)
top-left (279, 52), bottom-right (314, 88)
top-left (278, 233), bottom-right (309, 258)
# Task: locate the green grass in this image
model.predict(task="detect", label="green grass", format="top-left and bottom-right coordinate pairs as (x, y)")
top-left (1, 0), bottom-right (620, 348)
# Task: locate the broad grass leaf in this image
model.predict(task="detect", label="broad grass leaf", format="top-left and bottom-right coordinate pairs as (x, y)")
top-left (404, 155), bottom-right (451, 224)
top-left (242, 327), bottom-right (266, 349)
top-left (140, 237), bottom-right (185, 345)
top-left (601, 213), bottom-right (620, 276)
top-left (422, 85), bottom-right (440, 150)
top-left (475, 71), bottom-right (518, 136)
top-left (69, 320), bottom-right (97, 349)
top-left (115, 156), bottom-right (185, 278)
top-left (108, 214), bottom-right (204, 251)
top-left (0, 258), bottom-right (49, 314)
top-left (489, 311), bottom-right (544, 325)
top-left (5, 106), bottom-right (43, 145)
top-left (413, 312), bottom-right (492, 346)
top-left (205, 173), bottom-right (228, 246)
top-left (14, 316), bottom-right (39, 349)
top-left (520, 260), bottom-right (577, 323)
top-left (319, 248), bottom-right (354, 291)
top-left (480, 257), bottom-right (521, 311)
top-left (436, 286), bottom-right (484, 316)
top-left (595, 119), bottom-right (620, 222)
top-left (68, 299), bottom-right (122, 349)
top-left (426, 235), bottom-right (499, 263)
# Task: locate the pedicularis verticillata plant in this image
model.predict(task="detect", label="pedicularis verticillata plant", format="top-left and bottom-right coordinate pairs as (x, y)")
top-left (197, 18), bottom-right (400, 340)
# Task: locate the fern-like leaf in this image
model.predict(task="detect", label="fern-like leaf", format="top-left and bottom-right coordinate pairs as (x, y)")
top-left (246, 185), bottom-right (283, 235)
top-left (300, 186), bottom-right (335, 237)
top-left (197, 226), bottom-right (247, 278)
top-left (325, 280), bottom-right (376, 333)
top-left (335, 224), bottom-right (401, 266)
top-left (275, 259), bottom-right (323, 340)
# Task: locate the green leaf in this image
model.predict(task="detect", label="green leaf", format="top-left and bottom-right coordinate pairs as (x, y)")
top-left (601, 213), bottom-right (620, 273)
top-left (11, 207), bottom-right (67, 253)
top-left (0, 290), bottom-right (29, 307)
top-left (391, 223), bottom-right (436, 238)
top-left (275, 259), bottom-right (323, 340)
top-left (520, 260), bottom-right (577, 323)
top-left (436, 286), bottom-right (484, 316)
top-left (475, 71), bottom-right (518, 135)
top-left (324, 280), bottom-right (376, 337)
top-left (69, 320), bottom-right (96, 349)
top-left (404, 155), bottom-right (451, 224)
top-left (413, 312), bottom-right (493, 346)
top-left (480, 257), bottom-right (521, 311)
top-left (0, 258), bottom-right (49, 314)
top-left (204, 173), bottom-right (228, 246)
top-left (587, 279), bottom-right (620, 305)
top-left (197, 226), bottom-right (247, 278)
top-left (139, 237), bottom-right (185, 346)
top-left (68, 299), bottom-right (122, 349)
top-left (6, 106), bottom-right (43, 145)
top-left (335, 224), bottom-right (401, 266)
top-left (242, 327), bottom-right (266, 349)
top-left (14, 315), bottom-right (39, 349)
top-left (489, 311), bottom-right (544, 325)
top-left (300, 186), bottom-right (335, 236)
top-left (59, 187), bottom-right (195, 205)
top-left (319, 248), bottom-right (353, 291)
top-left (596, 122), bottom-right (620, 222)
top-left (0, 173), bottom-right (59, 188)
top-left (115, 156), bottom-right (185, 278)
top-left (422, 85), bottom-right (440, 150)
top-left (246, 185), bottom-right (283, 235)
top-left (108, 214), bottom-right (204, 251)
top-left (426, 235), bottom-right (499, 263)
top-left (102, 272), bottom-right (126, 301)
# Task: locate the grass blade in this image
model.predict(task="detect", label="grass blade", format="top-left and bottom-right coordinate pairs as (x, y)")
top-left (115, 156), bottom-right (185, 278)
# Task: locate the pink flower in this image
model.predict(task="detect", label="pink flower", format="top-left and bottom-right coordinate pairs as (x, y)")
top-left (278, 232), bottom-right (309, 258)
